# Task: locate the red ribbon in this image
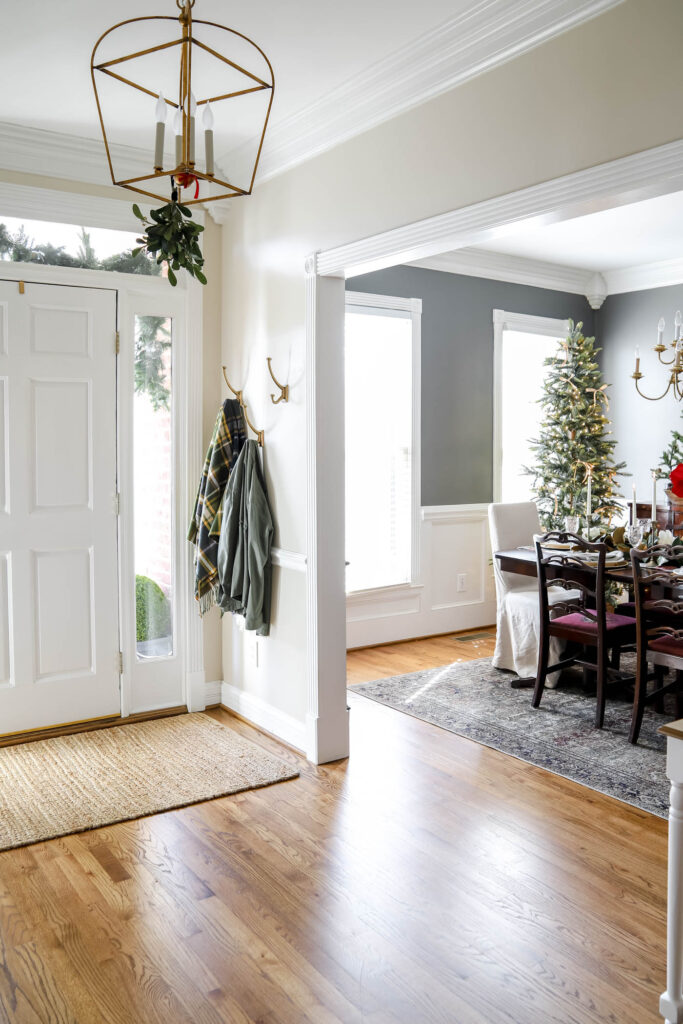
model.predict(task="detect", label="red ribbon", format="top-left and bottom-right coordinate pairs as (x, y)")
top-left (175, 172), bottom-right (199, 199)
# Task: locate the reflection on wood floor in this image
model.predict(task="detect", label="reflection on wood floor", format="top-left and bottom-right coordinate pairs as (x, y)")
top-left (0, 626), bottom-right (666, 1024)
top-left (347, 626), bottom-right (497, 684)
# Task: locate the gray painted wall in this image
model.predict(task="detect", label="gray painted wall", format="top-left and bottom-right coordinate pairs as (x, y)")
top-left (598, 284), bottom-right (683, 507)
top-left (348, 266), bottom-right (593, 506)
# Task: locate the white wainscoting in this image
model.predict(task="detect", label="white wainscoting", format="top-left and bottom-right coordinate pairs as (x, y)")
top-left (346, 503), bottom-right (496, 649)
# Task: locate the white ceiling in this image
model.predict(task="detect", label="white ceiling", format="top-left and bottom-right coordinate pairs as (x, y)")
top-left (0, 0), bottom-right (624, 186)
top-left (2, 0), bottom-right (460, 146)
top-left (477, 191), bottom-right (683, 272)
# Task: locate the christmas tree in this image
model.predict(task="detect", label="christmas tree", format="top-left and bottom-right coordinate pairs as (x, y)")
top-left (526, 321), bottom-right (625, 530)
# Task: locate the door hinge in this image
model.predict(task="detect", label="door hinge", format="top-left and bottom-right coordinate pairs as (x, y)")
top-left (113, 491), bottom-right (121, 516)
top-left (115, 330), bottom-right (120, 354)
top-left (18, 280), bottom-right (25, 295)
top-left (118, 651), bottom-right (124, 674)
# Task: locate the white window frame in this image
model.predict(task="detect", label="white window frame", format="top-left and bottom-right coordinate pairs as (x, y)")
top-left (344, 289), bottom-right (422, 596)
top-left (492, 308), bottom-right (569, 504)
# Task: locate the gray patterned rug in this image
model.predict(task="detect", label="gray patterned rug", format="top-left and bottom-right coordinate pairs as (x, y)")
top-left (351, 658), bottom-right (670, 818)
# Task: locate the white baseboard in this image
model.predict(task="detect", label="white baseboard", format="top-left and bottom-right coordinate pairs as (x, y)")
top-left (205, 680), bottom-right (222, 706)
top-left (219, 681), bottom-right (307, 753)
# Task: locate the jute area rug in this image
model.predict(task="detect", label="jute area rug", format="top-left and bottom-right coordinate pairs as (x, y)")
top-left (351, 657), bottom-right (669, 818)
top-left (0, 713), bottom-right (298, 852)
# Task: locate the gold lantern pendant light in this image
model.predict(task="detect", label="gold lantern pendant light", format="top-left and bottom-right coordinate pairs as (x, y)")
top-left (90, 0), bottom-right (275, 208)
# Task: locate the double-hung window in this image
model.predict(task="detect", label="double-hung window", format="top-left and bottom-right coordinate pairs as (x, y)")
top-left (493, 309), bottom-right (569, 503)
top-left (344, 291), bottom-right (421, 594)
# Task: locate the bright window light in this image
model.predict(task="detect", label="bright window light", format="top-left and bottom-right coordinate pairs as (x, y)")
top-left (500, 329), bottom-right (560, 502)
top-left (0, 215), bottom-right (156, 275)
top-left (345, 306), bottom-right (414, 593)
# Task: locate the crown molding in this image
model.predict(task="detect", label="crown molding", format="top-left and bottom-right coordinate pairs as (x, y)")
top-left (410, 248), bottom-right (592, 295)
top-left (411, 244), bottom-right (683, 307)
top-left (225, 0), bottom-right (625, 182)
top-left (0, 121), bottom-right (230, 225)
top-left (604, 257), bottom-right (683, 296)
top-left (0, 179), bottom-right (151, 231)
top-left (0, 121), bottom-right (144, 186)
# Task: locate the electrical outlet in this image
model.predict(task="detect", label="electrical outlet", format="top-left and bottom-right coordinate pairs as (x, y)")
top-left (457, 573), bottom-right (467, 592)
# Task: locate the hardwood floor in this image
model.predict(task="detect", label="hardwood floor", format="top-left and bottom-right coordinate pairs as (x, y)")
top-left (346, 627), bottom-right (497, 684)
top-left (0, 630), bottom-right (667, 1023)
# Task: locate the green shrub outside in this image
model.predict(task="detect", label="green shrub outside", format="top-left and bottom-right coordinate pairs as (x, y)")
top-left (135, 575), bottom-right (172, 642)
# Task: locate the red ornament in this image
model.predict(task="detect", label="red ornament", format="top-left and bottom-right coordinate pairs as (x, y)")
top-left (671, 463), bottom-right (683, 497)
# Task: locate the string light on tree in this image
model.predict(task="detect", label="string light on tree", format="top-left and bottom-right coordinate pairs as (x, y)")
top-left (526, 320), bottom-right (625, 531)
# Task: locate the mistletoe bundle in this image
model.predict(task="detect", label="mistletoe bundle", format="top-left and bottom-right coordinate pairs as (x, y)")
top-left (525, 320), bottom-right (625, 530)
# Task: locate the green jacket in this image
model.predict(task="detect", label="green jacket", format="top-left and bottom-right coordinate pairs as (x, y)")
top-left (216, 440), bottom-right (273, 636)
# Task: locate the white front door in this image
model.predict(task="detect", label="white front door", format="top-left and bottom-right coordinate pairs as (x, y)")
top-left (0, 279), bottom-right (120, 735)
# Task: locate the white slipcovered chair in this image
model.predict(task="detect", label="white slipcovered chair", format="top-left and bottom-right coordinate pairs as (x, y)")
top-left (488, 501), bottom-right (574, 688)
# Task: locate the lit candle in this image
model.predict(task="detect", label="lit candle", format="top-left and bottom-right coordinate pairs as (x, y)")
top-left (154, 91), bottom-right (166, 172)
top-left (652, 470), bottom-right (657, 523)
top-left (658, 317), bottom-right (665, 346)
top-left (203, 101), bottom-right (215, 176)
top-left (173, 108), bottom-right (182, 166)
top-left (632, 482), bottom-right (637, 526)
top-left (189, 91), bottom-right (197, 165)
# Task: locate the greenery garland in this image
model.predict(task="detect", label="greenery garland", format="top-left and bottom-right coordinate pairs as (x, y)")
top-left (132, 201), bottom-right (206, 287)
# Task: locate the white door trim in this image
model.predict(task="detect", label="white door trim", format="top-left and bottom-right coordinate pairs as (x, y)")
top-left (305, 136), bottom-right (683, 764)
top-left (0, 260), bottom-right (204, 718)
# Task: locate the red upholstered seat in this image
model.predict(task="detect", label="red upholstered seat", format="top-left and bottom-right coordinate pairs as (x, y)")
top-left (552, 611), bottom-right (636, 633)
top-left (649, 635), bottom-right (683, 657)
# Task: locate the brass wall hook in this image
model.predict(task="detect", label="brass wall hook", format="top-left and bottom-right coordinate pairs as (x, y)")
top-left (222, 366), bottom-right (264, 446)
top-left (266, 357), bottom-right (289, 404)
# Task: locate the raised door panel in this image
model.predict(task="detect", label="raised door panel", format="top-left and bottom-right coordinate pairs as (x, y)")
top-left (0, 377), bottom-right (7, 514)
top-left (0, 553), bottom-right (11, 687)
top-left (30, 306), bottom-right (91, 357)
top-left (32, 379), bottom-right (91, 511)
top-left (34, 549), bottom-right (94, 681)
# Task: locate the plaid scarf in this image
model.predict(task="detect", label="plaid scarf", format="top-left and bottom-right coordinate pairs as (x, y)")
top-left (188, 399), bottom-right (246, 613)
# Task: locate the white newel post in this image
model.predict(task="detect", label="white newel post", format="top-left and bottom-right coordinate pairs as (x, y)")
top-left (661, 725), bottom-right (683, 1024)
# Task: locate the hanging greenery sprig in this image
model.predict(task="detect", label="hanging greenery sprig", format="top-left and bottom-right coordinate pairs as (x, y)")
top-left (132, 199), bottom-right (206, 287)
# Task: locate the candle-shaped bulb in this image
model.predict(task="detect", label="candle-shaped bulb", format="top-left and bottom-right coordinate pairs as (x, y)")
top-left (634, 345), bottom-right (640, 374)
top-left (189, 91), bottom-right (196, 165)
top-left (153, 90), bottom-right (166, 171)
top-left (658, 316), bottom-right (665, 346)
top-left (173, 108), bottom-right (182, 166)
top-left (203, 101), bottom-right (215, 176)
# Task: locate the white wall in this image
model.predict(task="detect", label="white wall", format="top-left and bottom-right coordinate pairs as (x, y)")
top-left (221, 0), bottom-right (683, 746)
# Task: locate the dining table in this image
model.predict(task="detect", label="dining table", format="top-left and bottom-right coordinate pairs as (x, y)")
top-left (494, 546), bottom-right (635, 586)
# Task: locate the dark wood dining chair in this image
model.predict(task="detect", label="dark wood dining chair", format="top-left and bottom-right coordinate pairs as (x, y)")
top-left (533, 532), bottom-right (636, 728)
top-left (630, 544), bottom-right (683, 744)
